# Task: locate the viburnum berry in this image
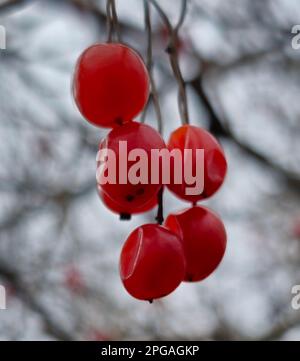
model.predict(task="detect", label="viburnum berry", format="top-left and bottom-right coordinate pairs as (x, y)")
top-left (73, 43), bottom-right (149, 128)
top-left (167, 125), bottom-right (227, 203)
top-left (119, 224), bottom-right (185, 301)
top-left (97, 185), bottom-right (157, 219)
top-left (97, 121), bottom-right (166, 213)
top-left (164, 206), bottom-right (227, 282)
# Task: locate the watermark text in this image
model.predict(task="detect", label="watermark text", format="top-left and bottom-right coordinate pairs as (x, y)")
top-left (291, 25), bottom-right (300, 50)
top-left (291, 285), bottom-right (300, 310)
top-left (0, 285), bottom-right (6, 310)
top-left (96, 142), bottom-right (205, 195)
top-left (0, 25), bottom-right (6, 50)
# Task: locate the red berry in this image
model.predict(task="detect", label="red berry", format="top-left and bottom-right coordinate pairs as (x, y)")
top-left (97, 184), bottom-right (157, 217)
top-left (119, 224), bottom-right (185, 301)
top-left (97, 121), bottom-right (166, 213)
top-left (167, 125), bottom-right (227, 203)
top-left (64, 265), bottom-right (85, 294)
top-left (73, 43), bottom-right (149, 128)
top-left (164, 206), bottom-right (227, 282)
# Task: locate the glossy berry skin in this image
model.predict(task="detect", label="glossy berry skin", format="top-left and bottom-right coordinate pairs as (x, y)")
top-left (97, 185), bottom-right (157, 216)
top-left (120, 224), bottom-right (185, 301)
top-left (167, 125), bottom-right (227, 203)
top-left (97, 121), bottom-right (166, 213)
top-left (73, 43), bottom-right (149, 128)
top-left (164, 206), bottom-right (227, 282)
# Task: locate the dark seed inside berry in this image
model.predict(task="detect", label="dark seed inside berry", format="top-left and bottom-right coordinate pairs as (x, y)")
top-left (115, 117), bottom-right (123, 126)
top-left (136, 188), bottom-right (145, 196)
top-left (126, 195), bottom-right (134, 202)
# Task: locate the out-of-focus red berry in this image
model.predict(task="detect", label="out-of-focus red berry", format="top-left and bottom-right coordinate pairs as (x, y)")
top-left (85, 329), bottom-right (110, 341)
top-left (167, 125), bottom-right (227, 203)
top-left (292, 218), bottom-right (300, 239)
top-left (164, 206), bottom-right (227, 282)
top-left (64, 265), bottom-right (85, 294)
top-left (97, 121), bottom-right (166, 213)
top-left (119, 224), bottom-right (185, 301)
top-left (73, 43), bottom-right (149, 128)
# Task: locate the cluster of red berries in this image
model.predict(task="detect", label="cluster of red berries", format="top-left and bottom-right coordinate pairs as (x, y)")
top-left (73, 43), bottom-right (227, 303)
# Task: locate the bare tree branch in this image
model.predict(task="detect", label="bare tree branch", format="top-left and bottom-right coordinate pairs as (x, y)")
top-left (189, 76), bottom-right (300, 194)
top-left (0, 263), bottom-right (74, 341)
top-left (259, 314), bottom-right (300, 341)
top-left (0, 0), bottom-right (29, 12)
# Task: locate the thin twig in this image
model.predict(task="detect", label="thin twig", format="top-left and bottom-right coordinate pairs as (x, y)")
top-left (149, 0), bottom-right (172, 31)
top-left (0, 263), bottom-right (74, 341)
top-left (0, 0), bottom-right (28, 12)
top-left (106, 0), bottom-right (113, 42)
top-left (110, 0), bottom-right (121, 42)
top-left (175, 0), bottom-right (188, 34)
top-left (142, 0), bottom-right (163, 134)
top-left (155, 187), bottom-right (164, 225)
top-left (150, 0), bottom-right (189, 125)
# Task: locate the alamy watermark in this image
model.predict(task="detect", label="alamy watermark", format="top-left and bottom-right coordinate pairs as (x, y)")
top-left (291, 285), bottom-right (300, 310)
top-left (96, 142), bottom-right (205, 195)
top-left (0, 285), bottom-right (6, 310)
top-left (0, 25), bottom-right (6, 50)
top-left (291, 25), bottom-right (300, 50)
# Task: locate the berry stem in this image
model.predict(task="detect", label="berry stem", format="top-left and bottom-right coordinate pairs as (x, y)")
top-left (106, 0), bottom-right (121, 43)
top-left (155, 188), bottom-right (164, 225)
top-left (110, 0), bottom-right (121, 42)
top-left (149, 0), bottom-right (189, 126)
top-left (119, 213), bottom-right (132, 221)
top-left (142, 0), bottom-right (163, 134)
top-left (106, 0), bottom-right (113, 43)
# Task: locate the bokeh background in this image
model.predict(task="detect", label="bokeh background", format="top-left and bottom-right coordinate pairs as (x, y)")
top-left (0, 0), bottom-right (300, 341)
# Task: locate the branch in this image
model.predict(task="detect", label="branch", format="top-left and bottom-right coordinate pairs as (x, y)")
top-left (0, 263), bottom-right (74, 340)
top-left (0, 0), bottom-right (28, 12)
top-left (258, 313), bottom-right (300, 341)
top-left (190, 76), bottom-right (300, 194)
top-left (69, 0), bottom-right (139, 35)
top-left (175, 0), bottom-right (188, 34)
top-left (0, 179), bottom-right (96, 233)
